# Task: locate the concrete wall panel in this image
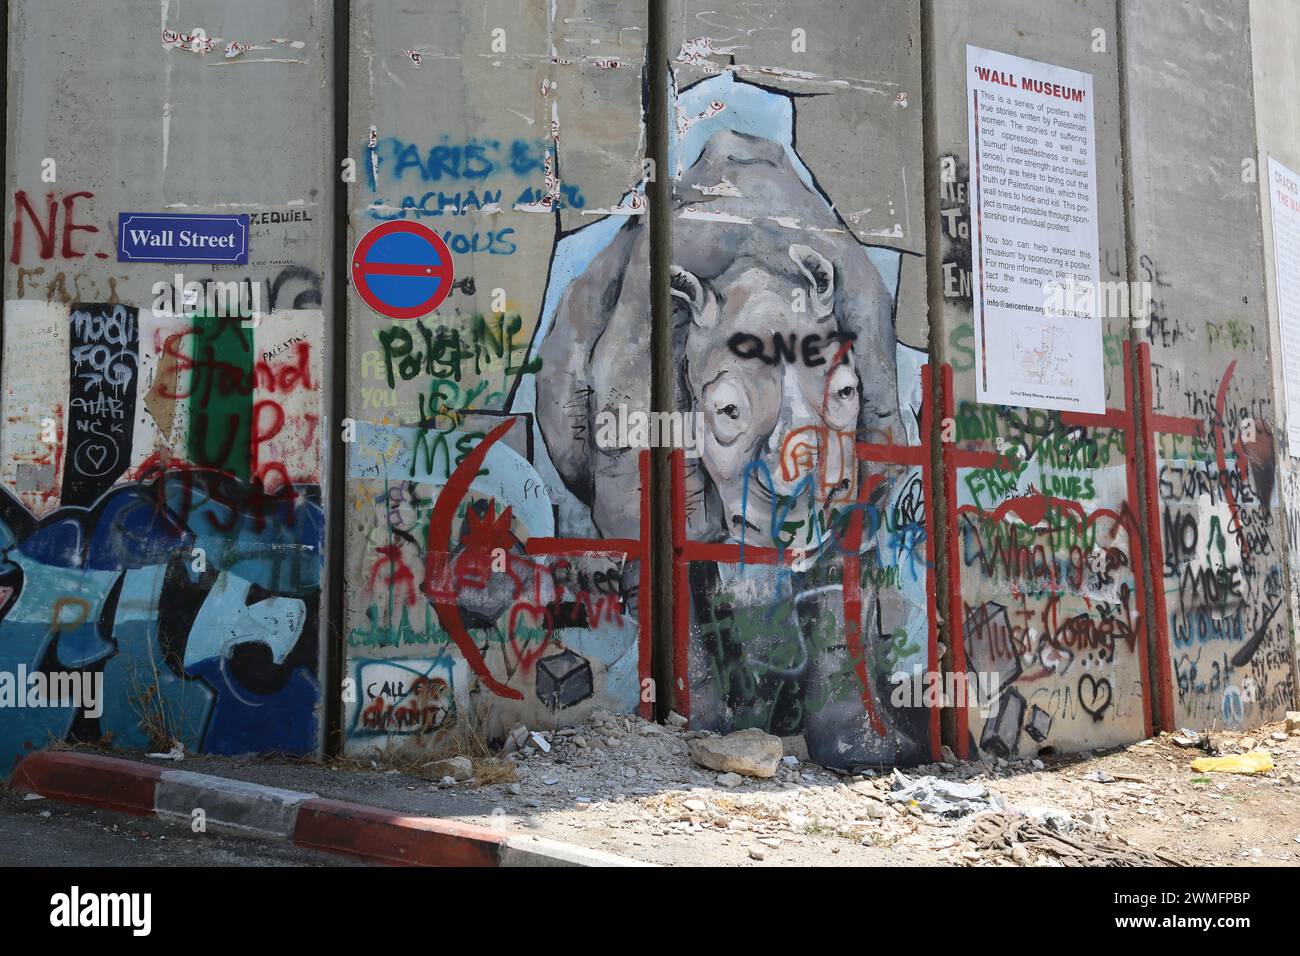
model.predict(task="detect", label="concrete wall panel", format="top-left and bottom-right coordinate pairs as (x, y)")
top-left (1, 0), bottom-right (334, 769)
top-left (930, 0), bottom-right (1148, 758)
top-left (665, 0), bottom-right (934, 769)
top-left (1251, 0), bottom-right (1300, 730)
top-left (343, 0), bottom-right (651, 752)
top-left (1125, 0), bottom-right (1293, 731)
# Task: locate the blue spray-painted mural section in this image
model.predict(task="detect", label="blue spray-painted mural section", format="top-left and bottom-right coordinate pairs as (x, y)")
top-left (0, 471), bottom-right (321, 771)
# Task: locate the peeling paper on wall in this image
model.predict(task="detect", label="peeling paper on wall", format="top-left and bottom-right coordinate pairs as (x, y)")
top-left (674, 37), bottom-right (894, 96)
top-left (580, 193), bottom-right (646, 217)
top-left (681, 206), bottom-right (752, 224)
top-left (862, 224), bottom-right (905, 239)
top-left (161, 27), bottom-right (307, 62)
top-left (765, 216), bottom-right (846, 236)
top-left (676, 100), bottom-right (726, 137)
top-left (161, 28), bottom-right (214, 54)
top-left (676, 37), bottom-right (740, 66)
top-left (1, 301), bottom-right (70, 518)
top-left (697, 178), bottom-right (741, 197)
top-left (513, 102), bottom-right (564, 213)
top-left (368, 126), bottom-right (380, 187)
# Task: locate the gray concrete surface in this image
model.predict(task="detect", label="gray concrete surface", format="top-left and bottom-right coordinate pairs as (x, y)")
top-left (1250, 0), bottom-right (1300, 726)
top-left (1123, 0), bottom-right (1291, 731)
top-left (928, 0), bottom-right (1143, 755)
top-left (0, 788), bottom-right (358, 867)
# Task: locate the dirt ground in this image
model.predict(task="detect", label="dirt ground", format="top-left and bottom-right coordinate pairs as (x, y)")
top-left (56, 711), bottom-right (1300, 867)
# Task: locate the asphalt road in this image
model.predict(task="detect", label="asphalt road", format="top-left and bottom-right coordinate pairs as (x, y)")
top-left (0, 789), bottom-right (360, 866)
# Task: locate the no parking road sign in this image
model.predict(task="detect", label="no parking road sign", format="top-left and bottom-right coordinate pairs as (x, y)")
top-left (351, 220), bottom-right (455, 320)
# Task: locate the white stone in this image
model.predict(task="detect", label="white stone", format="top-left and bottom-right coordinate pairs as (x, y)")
top-left (689, 728), bottom-right (783, 778)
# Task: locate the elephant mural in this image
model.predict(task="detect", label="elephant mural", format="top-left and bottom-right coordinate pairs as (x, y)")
top-left (539, 128), bottom-right (904, 548)
top-left (531, 74), bottom-right (929, 769)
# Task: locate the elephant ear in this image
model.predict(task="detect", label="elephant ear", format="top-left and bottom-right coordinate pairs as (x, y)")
top-left (671, 264), bottom-right (719, 329)
top-left (535, 218), bottom-right (645, 513)
top-left (789, 243), bottom-right (835, 319)
top-left (838, 245), bottom-right (904, 445)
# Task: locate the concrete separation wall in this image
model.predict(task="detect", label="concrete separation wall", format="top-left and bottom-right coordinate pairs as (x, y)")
top-left (1, 0), bottom-right (1298, 772)
top-left (663, 0), bottom-right (935, 768)
top-left (1123, 0), bottom-right (1293, 732)
top-left (1250, 0), bottom-right (1300, 730)
top-left (0, 0), bottom-right (334, 772)
top-left (929, 0), bottom-right (1148, 758)
top-left (342, 0), bottom-right (652, 752)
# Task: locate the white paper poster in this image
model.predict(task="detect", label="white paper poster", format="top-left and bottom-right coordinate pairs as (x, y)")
top-left (1268, 157), bottom-right (1300, 457)
top-left (966, 45), bottom-right (1103, 413)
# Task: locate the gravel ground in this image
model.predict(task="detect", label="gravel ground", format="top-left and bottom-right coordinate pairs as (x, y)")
top-left (40, 710), bottom-right (1300, 867)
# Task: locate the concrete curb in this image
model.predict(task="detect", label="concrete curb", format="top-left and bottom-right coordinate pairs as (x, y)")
top-left (9, 750), bottom-right (650, 867)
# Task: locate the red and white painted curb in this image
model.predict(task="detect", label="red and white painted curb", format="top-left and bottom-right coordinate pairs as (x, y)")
top-left (10, 750), bottom-right (649, 867)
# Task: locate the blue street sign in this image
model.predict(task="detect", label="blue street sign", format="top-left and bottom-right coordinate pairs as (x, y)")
top-left (117, 213), bottom-right (250, 264)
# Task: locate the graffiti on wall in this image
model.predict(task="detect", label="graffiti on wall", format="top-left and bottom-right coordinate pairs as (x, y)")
top-left (1152, 358), bottom-right (1292, 729)
top-left (530, 71), bottom-right (933, 769)
top-left (936, 144), bottom-right (1152, 757)
top-left (344, 68), bottom-right (647, 750)
top-left (0, 262), bottom-right (325, 770)
top-left (952, 403), bottom-right (1146, 756)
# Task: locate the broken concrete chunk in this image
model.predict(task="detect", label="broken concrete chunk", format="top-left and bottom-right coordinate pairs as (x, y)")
top-left (858, 799), bottom-right (890, 819)
top-left (689, 728), bottom-right (783, 778)
top-left (503, 723), bottom-right (530, 754)
top-left (418, 755), bottom-right (473, 782)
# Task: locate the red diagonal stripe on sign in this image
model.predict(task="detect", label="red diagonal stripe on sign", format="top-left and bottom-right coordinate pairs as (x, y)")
top-left (355, 261), bottom-right (452, 277)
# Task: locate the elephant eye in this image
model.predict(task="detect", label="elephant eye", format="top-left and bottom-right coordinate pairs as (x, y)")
top-left (704, 378), bottom-right (750, 446)
top-left (823, 363), bottom-right (859, 430)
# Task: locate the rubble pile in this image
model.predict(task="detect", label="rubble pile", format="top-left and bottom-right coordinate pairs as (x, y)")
top-left (411, 707), bottom-right (1300, 865)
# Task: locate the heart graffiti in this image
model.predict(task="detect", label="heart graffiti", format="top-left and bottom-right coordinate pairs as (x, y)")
top-left (1078, 673), bottom-right (1113, 721)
